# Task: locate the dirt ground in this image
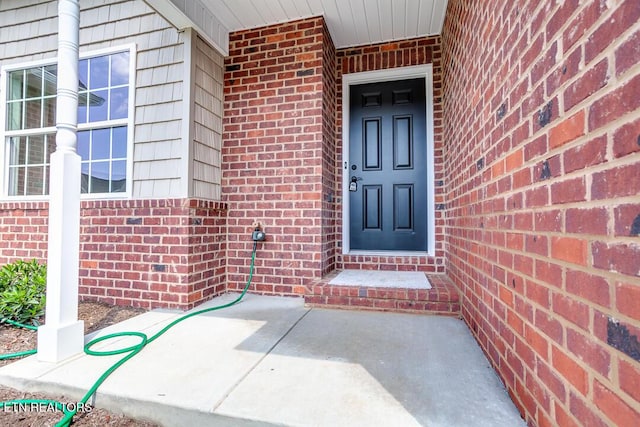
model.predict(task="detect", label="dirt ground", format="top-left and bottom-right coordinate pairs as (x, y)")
top-left (0, 302), bottom-right (158, 426)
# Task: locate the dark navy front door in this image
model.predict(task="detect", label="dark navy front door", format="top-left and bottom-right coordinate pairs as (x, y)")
top-left (349, 78), bottom-right (427, 251)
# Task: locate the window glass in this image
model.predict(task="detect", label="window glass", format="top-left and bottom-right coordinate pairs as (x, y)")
top-left (110, 87), bottom-right (128, 120)
top-left (112, 160), bottom-right (126, 192)
top-left (80, 162), bottom-right (90, 193)
top-left (89, 56), bottom-right (109, 90)
top-left (25, 69), bottom-right (42, 98)
top-left (7, 134), bottom-right (55, 196)
top-left (26, 166), bottom-right (45, 195)
top-left (9, 136), bottom-right (27, 166)
top-left (47, 134), bottom-right (56, 159)
top-left (4, 49), bottom-right (131, 197)
top-left (78, 59), bottom-right (88, 91)
top-left (88, 89), bottom-right (108, 122)
top-left (77, 131), bottom-right (90, 159)
top-left (78, 92), bottom-right (88, 124)
top-left (6, 101), bottom-right (23, 131)
top-left (112, 126), bottom-right (127, 158)
top-left (8, 71), bottom-right (24, 100)
top-left (79, 126), bottom-right (128, 194)
top-left (8, 166), bottom-right (25, 196)
top-left (111, 51), bottom-right (129, 86)
top-left (91, 129), bottom-right (111, 160)
top-left (24, 99), bottom-right (41, 129)
top-left (43, 65), bottom-right (57, 97)
top-left (27, 134), bottom-right (45, 165)
top-left (89, 161), bottom-right (110, 193)
top-left (43, 97), bottom-right (56, 127)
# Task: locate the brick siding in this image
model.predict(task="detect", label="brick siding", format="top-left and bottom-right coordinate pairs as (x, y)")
top-left (442, 1), bottom-right (640, 426)
top-left (222, 17), bottom-right (328, 296)
top-left (223, 19), bottom-right (446, 299)
top-left (0, 199), bottom-right (227, 309)
top-left (321, 20), bottom-right (339, 277)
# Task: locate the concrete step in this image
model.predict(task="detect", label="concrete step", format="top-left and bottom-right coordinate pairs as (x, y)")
top-left (304, 271), bottom-right (461, 315)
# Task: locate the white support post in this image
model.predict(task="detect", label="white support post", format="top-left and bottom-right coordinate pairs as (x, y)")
top-left (37, 0), bottom-right (84, 363)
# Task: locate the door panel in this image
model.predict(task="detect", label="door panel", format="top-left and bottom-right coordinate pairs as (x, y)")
top-left (349, 78), bottom-right (427, 251)
top-left (363, 185), bottom-right (382, 230)
top-left (393, 116), bottom-right (413, 169)
top-left (394, 184), bottom-right (414, 231)
top-left (364, 119), bottom-right (381, 170)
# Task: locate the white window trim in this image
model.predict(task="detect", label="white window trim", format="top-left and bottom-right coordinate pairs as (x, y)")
top-left (0, 43), bottom-right (136, 201)
top-left (341, 64), bottom-right (436, 256)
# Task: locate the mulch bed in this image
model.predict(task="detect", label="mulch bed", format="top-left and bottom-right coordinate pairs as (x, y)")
top-left (0, 302), bottom-right (157, 426)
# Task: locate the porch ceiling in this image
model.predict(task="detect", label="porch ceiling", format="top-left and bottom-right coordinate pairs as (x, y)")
top-left (145, 0), bottom-right (448, 55)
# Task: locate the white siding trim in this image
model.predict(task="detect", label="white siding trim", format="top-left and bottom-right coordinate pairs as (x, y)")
top-left (181, 27), bottom-right (194, 198)
top-left (341, 64), bottom-right (436, 256)
top-left (0, 68), bottom-right (8, 199)
top-left (144, 0), bottom-right (229, 55)
top-left (125, 42), bottom-right (138, 199)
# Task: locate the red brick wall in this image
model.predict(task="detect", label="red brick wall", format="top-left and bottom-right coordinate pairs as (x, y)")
top-left (223, 20), bottom-right (447, 289)
top-left (0, 202), bottom-right (48, 260)
top-left (321, 22), bottom-right (338, 276)
top-left (335, 37), bottom-right (446, 273)
top-left (442, 1), bottom-right (640, 426)
top-left (0, 199), bottom-right (227, 309)
top-left (223, 17), bottom-right (328, 295)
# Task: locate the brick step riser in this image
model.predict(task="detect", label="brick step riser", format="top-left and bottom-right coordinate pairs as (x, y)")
top-left (305, 275), bottom-right (461, 315)
top-left (305, 294), bottom-right (460, 315)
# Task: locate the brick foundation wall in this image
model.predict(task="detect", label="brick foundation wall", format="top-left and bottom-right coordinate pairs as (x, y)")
top-left (223, 17), bottom-right (329, 295)
top-left (0, 199), bottom-right (227, 309)
top-left (442, 1), bottom-right (640, 426)
top-left (335, 37), bottom-right (446, 273)
top-left (0, 202), bottom-right (49, 261)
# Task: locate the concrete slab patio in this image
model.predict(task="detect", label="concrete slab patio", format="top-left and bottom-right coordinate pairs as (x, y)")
top-left (0, 294), bottom-right (525, 427)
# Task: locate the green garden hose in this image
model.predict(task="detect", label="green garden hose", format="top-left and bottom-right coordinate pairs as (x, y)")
top-left (0, 348), bottom-right (37, 360)
top-left (1, 318), bottom-right (39, 331)
top-left (0, 319), bottom-right (39, 360)
top-left (1, 244), bottom-right (258, 426)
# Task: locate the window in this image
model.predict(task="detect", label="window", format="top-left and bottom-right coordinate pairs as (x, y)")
top-left (2, 47), bottom-right (133, 197)
top-left (5, 65), bottom-right (58, 196)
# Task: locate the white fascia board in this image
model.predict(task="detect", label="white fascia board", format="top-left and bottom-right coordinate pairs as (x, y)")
top-left (144, 0), bottom-right (230, 56)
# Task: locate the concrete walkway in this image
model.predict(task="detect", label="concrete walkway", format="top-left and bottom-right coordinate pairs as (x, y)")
top-left (0, 294), bottom-right (525, 427)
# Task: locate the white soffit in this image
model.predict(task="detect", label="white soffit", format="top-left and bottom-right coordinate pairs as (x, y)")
top-left (145, 0), bottom-right (448, 55)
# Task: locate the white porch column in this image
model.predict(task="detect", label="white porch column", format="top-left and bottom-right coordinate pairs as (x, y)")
top-left (37, 0), bottom-right (84, 362)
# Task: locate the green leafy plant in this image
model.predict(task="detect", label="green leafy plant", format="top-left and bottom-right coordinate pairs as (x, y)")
top-left (0, 259), bottom-right (47, 325)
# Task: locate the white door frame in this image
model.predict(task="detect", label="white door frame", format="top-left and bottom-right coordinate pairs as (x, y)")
top-left (341, 64), bottom-right (435, 256)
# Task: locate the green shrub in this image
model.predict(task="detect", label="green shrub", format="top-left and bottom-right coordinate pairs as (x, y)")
top-left (0, 259), bottom-right (47, 325)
